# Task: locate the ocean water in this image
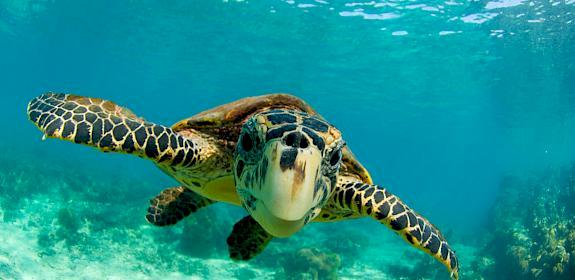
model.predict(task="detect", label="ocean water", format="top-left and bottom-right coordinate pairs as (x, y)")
top-left (1, 0), bottom-right (574, 279)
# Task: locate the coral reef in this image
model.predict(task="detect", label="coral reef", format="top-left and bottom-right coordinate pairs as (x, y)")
top-left (280, 247), bottom-right (341, 280)
top-left (478, 163), bottom-right (575, 279)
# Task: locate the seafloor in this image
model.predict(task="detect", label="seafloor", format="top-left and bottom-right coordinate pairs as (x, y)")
top-left (0, 147), bottom-right (573, 279)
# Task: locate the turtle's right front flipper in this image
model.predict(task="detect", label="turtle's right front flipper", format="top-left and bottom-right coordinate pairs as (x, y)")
top-left (27, 93), bottom-right (204, 167)
top-left (146, 186), bottom-right (214, 226)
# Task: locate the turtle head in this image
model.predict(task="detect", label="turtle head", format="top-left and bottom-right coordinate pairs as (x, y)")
top-left (234, 109), bottom-right (344, 237)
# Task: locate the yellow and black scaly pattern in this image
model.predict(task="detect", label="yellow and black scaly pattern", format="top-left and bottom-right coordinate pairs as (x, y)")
top-left (146, 186), bottom-right (214, 226)
top-left (330, 176), bottom-right (460, 279)
top-left (27, 93), bottom-right (202, 167)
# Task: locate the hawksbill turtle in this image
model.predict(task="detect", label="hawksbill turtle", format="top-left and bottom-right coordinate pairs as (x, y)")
top-left (27, 93), bottom-right (459, 279)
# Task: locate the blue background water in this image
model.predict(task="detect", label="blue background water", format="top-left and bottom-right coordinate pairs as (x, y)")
top-left (1, 0), bottom-right (574, 278)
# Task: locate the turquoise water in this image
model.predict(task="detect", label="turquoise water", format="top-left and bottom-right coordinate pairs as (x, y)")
top-left (1, 0), bottom-right (574, 279)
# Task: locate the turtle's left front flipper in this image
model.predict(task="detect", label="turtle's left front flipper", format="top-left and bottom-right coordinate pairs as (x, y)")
top-left (27, 93), bottom-right (205, 167)
top-left (333, 178), bottom-right (459, 279)
top-left (227, 215), bottom-right (273, 261)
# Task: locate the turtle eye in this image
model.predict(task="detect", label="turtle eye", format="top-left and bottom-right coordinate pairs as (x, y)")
top-left (329, 149), bottom-right (342, 166)
top-left (241, 133), bottom-right (253, 152)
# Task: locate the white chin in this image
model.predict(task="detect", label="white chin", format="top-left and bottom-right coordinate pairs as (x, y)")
top-left (251, 200), bottom-right (305, 238)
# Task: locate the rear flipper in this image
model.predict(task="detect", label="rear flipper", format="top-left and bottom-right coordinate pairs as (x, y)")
top-left (332, 178), bottom-right (459, 279)
top-left (227, 215), bottom-right (273, 260)
top-left (27, 93), bottom-right (203, 167)
top-left (146, 186), bottom-right (215, 226)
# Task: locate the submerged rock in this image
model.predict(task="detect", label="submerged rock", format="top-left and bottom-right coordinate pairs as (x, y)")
top-left (478, 163), bottom-right (575, 279)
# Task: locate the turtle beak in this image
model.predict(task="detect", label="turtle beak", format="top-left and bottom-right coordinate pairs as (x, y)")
top-left (253, 136), bottom-right (322, 237)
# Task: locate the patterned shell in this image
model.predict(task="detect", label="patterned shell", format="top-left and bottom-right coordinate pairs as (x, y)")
top-left (172, 94), bottom-right (372, 184)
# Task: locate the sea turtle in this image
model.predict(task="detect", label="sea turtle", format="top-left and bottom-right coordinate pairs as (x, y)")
top-left (27, 93), bottom-right (459, 279)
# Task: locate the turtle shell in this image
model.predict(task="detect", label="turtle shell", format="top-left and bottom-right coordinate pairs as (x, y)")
top-left (172, 94), bottom-right (314, 142)
top-left (172, 93), bottom-right (372, 184)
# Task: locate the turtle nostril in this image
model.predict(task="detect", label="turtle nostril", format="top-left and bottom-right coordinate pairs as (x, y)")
top-left (300, 137), bottom-right (309, 149)
top-left (285, 133), bottom-right (297, 147)
top-left (283, 132), bottom-right (309, 149)
top-left (284, 132), bottom-right (300, 148)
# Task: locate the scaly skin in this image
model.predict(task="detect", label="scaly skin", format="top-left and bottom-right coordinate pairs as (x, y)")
top-left (27, 93), bottom-right (205, 167)
top-left (327, 175), bottom-right (459, 279)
